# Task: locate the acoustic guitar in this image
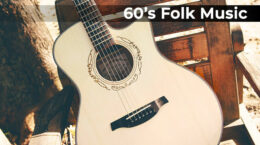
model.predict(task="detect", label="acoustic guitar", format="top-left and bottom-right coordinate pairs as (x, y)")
top-left (53, 0), bottom-right (223, 144)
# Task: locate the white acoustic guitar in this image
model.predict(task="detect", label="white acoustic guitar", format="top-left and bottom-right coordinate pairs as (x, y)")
top-left (53, 0), bottom-right (223, 144)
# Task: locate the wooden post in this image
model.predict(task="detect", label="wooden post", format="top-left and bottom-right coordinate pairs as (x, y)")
top-left (202, 0), bottom-right (240, 123)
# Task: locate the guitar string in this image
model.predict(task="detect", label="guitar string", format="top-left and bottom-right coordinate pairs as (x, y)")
top-left (76, 1), bottom-right (139, 122)
top-left (73, 0), bottom-right (132, 116)
top-left (77, 0), bottom-right (146, 120)
top-left (86, 0), bottom-right (145, 120)
top-left (87, 0), bottom-right (147, 120)
top-left (81, 0), bottom-right (138, 120)
top-left (85, 0), bottom-right (144, 121)
top-left (74, 0), bottom-right (139, 121)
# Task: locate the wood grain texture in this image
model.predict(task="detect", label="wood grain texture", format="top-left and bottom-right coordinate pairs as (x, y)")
top-left (221, 123), bottom-right (254, 144)
top-left (152, 22), bottom-right (204, 37)
top-left (186, 62), bottom-right (213, 86)
top-left (240, 104), bottom-right (260, 145)
top-left (236, 52), bottom-right (260, 97)
top-left (156, 33), bottom-right (208, 62)
top-left (230, 23), bottom-right (244, 53)
top-left (202, 0), bottom-right (239, 123)
top-left (230, 23), bottom-right (245, 103)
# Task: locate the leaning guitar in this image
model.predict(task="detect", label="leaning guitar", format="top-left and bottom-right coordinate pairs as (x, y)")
top-left (53, 0), bottom-right (223, 144)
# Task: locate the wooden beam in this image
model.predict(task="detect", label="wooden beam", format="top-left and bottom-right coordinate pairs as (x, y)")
top-left (240, 104), bottom-right (260, 145)
top-left (221, 122), bottom-right (254, 145)
top-left (152, 22), bottom-right (204, 37)
top-left (230, 23), bottom-right (245, 103)
top-left (236, 52), bottom-right (260, 97)
top-left (156, 33), bottom-right (208, 62)
top-left (202, 0), bottom-right (239, 124)
top-left (230, 23), bottom-right (244, 53)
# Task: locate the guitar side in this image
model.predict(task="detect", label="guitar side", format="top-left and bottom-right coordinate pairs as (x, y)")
top-left (53, 21), bottom-right (223, 145)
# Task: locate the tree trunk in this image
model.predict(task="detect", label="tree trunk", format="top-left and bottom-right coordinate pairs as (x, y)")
top-left (0, 0), bottom-right (62, 144)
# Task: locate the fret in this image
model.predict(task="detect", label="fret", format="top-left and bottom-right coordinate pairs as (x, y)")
top-left (78, 5), bottom-right (96, 16)
top-left (90, 29), bottom-right (108, 39)
top-left (92, 33), bottom-right (111, 45)
top-left (81, 12), bottom-right (100, 24)
top-left (83, 22), bottom-right (103, 33)
top-left (88, 25), bottom-right (107, 37)
top-left (90, 30), bottom-right (108, 42)
top-left (87, 25), bottom-right (106, 33)
top-left (87, 6), bottom-right (98, 15)
top-left (73, 0), bottom-right (88, 6)
top-left (73, 0), bottom-right (114, 53)
top-left (93, 37), bottom-right (113, 48)
top-left (84, 20), bottom-right (100, 28)
top-left (92, 33), bottom-right (111, 44)
top-left (82, 14), bottom-right (100, 25)
top-left (87, 10), bottom-right (99, 20)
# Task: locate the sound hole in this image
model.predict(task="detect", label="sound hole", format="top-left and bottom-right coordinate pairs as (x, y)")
top-left (96, 45), bottom-right (134, 81)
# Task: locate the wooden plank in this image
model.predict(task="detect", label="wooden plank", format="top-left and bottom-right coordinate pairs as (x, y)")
top-left (186, 61), bottom-right (213, 86)
top-left (156, 33), bottom-right (208, 62)
top-left (230, 22), bottom-right (245, 53)
top-left (230, 23), bottom-right (244, 103)
top-left (201, 0), bottom-right (240, 123)
top-left (152, 22), bottom-right (204, 37)
top-left (151, 1), bottom-right (204, 36)
top-left (221, 123), bottom-right (254, 145)
top-left (240, 104), bottom-right (260, 145)
top-left (236, 64), bottom-right (244, 104)
top-left (236, 52), bottom-right (260, 97)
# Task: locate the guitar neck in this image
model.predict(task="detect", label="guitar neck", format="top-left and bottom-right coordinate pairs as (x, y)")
top-left (73, 0), bottom-right (114, 52)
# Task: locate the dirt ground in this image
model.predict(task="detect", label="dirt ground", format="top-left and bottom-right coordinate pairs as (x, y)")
top-left (38, 0), bottom-right (260, 144)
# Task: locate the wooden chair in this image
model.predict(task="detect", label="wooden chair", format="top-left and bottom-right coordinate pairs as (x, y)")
top-left (55, 0), bottom-right (260, 144)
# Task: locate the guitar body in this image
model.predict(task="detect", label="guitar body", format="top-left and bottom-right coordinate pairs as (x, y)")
top-left (53, 21), bottom-right (223, 145)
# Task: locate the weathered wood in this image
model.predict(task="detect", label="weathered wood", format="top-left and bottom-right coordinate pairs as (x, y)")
top-left (236, 52), bottom-right (260, 97)
top-left (152, 22), bottom-right (204, 37)
top-left (240, 104), bottom-right (260, 145)
top-left (230, 23), bottom-right (244, 103)
top-left (186, 61), bottom-right (213, 85)
top-left (221, 122), bottom-right (254, 145)
top-left (201, 0), bottom-right (239, 123)
top-left (156, 33), bottom-right (208, 62)
top-left (230, 23), bottom-right (245, 53)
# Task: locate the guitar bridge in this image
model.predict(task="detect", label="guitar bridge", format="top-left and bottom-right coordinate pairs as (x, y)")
top-left (111, 96), bottom-right (169, 131)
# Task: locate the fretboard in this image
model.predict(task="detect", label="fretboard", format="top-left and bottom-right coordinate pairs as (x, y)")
top-left (73, 0), bottom-right (114, 52)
